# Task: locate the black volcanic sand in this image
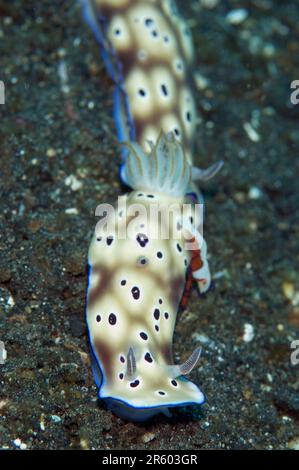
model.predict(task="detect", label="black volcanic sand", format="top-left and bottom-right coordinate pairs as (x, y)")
top-left (0, 0), bottom-right (299, 450)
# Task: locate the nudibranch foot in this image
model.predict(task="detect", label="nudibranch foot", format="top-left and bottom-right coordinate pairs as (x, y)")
top-left (100, 380), bottom-right (205, 422)
top-left (104, 398), bottom-right (173, 422)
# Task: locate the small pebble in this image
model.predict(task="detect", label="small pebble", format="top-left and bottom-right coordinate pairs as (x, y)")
top-left (57, 47), bottom-right (67, 58)
top-left (65, 174), bottom-right (83, 191)
top-left (73, 37), bottom-right (81, 47)
top-left (70, 317), bottom-right (85, 338)
top-left (249, 220), bottom-right (258, 231)
top-left (289, 308), bottom-right (299, 327)
top-left (13, 438), bottom-right (27, 450)
top-left (0, 268), bottom-right (11, 283)
top-left (234, 191), bottom-right (246, 204)
top-left (13, 438), bottom-right (21, 447)
top-left (65, 208), bottom-right (79, 215)
top-left (80, 438), bottom-right (89, 450)
top-left (243, 323), bottom-right (254, 343)
top-left (40, 416), bottom-right (46, 431)
top-left (292, 292), bottom-right (299, 307)
top-left (226, 9), bottom-right (248, 25)
top-left (243, 122), bottom-right (260, 142)
top-left (243, 388), bottom-right (253, 400)
top-left (192, 332), bottom-right (213, 346)
top-left (274, 389), bottom-right (299, 414)
top-left (0, 400), bottom-right (8, 410)
top-left (194, 71), bottom-right (209, 90)
top-left (263, 43), bottom-right (276, 58)
top-left (4, 16), bottom-right (13, 25)
top-left (200, 0), bottom-right (219, 9)
top-left (46, 148), bottom-right (56, 158)
top-left (282, 282), bottom-right (299, 306)
top-left (282, 281), bottom-right (295, 300)
top-left (0, 340), bottom-right (7, 366)
top-left (51, 415), bottom-right (62, 424)
top-left (28, 219), bottom-right (42, 233)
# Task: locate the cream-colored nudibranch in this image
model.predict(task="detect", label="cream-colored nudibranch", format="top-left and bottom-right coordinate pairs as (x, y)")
top-left (82, 0), bottom-right (223, 421)
top-left (87, 133), bottom-right (212, 421)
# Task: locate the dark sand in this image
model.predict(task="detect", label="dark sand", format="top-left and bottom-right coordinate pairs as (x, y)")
top-left (0, 0), bottom-right (299, 450)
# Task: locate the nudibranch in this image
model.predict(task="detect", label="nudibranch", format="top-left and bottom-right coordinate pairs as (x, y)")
top-left (82, 0), bottom-right (222, 421)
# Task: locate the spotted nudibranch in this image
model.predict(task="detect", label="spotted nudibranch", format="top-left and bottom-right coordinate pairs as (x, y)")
top-left (82, 0), bottom-right (222, 421)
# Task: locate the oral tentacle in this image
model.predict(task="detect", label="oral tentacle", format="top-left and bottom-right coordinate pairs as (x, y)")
top-left (166, 347), bottom-right (202, 379)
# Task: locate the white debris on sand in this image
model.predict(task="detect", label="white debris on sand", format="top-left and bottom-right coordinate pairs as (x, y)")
top-left (65, 174), bottom-right (83, 191)
top-left (7, 293), bottom-right (15, 307)
top-left (282, 282), bottom-right (299, 306)
top-left (194, 71), bottom-right (209, 90)
top-left (192, 333), bottom-right (211, 345)
top-left (141, 432), bottom-right (156, 444)
top-left (0, 400), bottom-right (8, 410)
top-left (40, 414), bottom-right (46, 431)
top-left (13, 438), bottom-right (27, 450)
top-left (58, 59), bottom-right (70, 94)
top-left (0, 287), bottom-right (15, 313)
top-left (46, 147), bottom-right (56, 158)
top-left (226, 9), bottom-right (248, 25)
top-left (243, 122), bottom-right (261, 142)
top-left (243, 323), bottom-right (255, 343)
top-left (192, 332), bottom-right (216, 350)
top-left (51, 415), bottom-right (62, 424)
top-left (248, 186), bottom-right (262, 200)
top-left (65, 207), bottom-right (79, 215)
top-left (200, 0), bottom-right (219, 9)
